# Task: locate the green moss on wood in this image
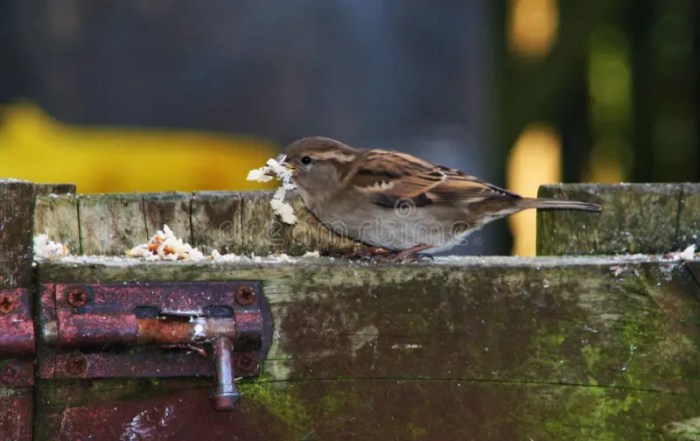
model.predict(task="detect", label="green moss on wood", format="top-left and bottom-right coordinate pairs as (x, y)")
top-left (537, 183), bottom-right (699, 255)
top-left (34, 256), bottom-right (700, 439)
top-left (665, 416), bottom-right (700, 440)
top-left (238, 379), bottom-right (313, 438)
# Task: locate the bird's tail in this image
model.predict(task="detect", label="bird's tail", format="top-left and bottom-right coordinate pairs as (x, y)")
top-left (519, 198), bottom-right (601, 212)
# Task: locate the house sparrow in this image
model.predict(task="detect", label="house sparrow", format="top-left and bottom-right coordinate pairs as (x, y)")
top-left (278, 136), bottom-right (601, 258)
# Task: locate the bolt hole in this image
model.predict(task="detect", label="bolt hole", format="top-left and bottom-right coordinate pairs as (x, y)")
top-left (0, 295), bottom-right (16, 314)
top-left (0, 364), bottom-right (19, 383)
top-left (235, 286), bottom-right (256, 306)
top-left (67, 289), bottom-right (88, 308)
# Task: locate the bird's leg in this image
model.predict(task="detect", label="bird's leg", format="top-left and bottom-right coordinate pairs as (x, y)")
top-left (356, 247), bottom-right (393, 259)
top-left (385, 244), bottom-right (433, 262)
top-left (325, 245), bottom-right (432, 261)
top-left (369, 247), bottom-right (392, 256)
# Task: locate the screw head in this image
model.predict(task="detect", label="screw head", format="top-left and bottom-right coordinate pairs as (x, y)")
top-left (235, 286), bottom-right (256, 306)
top-left (235, 352), bottom-right (260, 375)
top-left (0, 364), bottom-right (19, 384)
top-left (0, 295), bottom-right (16, 314)
top-left (67, 289), bottom-right (88, 308)
top-left (66, 354), bottom-right (88, 376)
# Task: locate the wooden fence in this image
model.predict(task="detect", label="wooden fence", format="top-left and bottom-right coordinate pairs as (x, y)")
top-left (1, 180), bottom-right (699, 440)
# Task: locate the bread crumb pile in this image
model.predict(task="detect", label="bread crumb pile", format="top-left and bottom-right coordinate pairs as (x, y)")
top-left (33, 234), bottom-right (70, 259)
top-left (126, 224), bottom-right (319, 263)
top-left (247, 156), bottom-right (298, 225)
top-left (127, 225), bottom-right (206, 261)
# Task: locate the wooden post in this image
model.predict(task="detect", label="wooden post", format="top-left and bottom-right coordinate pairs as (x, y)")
top-left (0, 179), bottom-right (35, 289)
top-left (0, 179), bottom-right (35, 441)
top-left (537, 183), bottom-right (700, 255)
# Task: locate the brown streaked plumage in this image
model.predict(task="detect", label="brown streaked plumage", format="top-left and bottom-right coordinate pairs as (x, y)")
top-left (281, 136), bottom-right (601, 257)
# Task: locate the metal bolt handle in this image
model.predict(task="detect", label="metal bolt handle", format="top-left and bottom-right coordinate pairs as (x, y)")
top-left (211, 337), bottom-right (240, 411)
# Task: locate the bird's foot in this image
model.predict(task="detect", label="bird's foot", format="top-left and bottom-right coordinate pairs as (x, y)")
top-left (384, 244), bottom-right (434, 262)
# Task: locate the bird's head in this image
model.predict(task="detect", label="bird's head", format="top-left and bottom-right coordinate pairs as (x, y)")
top-left (278, 137), bottom-right (360, 204)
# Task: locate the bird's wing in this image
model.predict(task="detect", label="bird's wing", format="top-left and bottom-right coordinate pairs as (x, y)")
top-left (349, 150), bottom-right (519, 207)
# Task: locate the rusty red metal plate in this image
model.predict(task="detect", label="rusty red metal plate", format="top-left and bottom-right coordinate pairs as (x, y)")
top-left (0, 288), bottom-right (35, 387)
top-left (38, 282), bottom-right (271, 380)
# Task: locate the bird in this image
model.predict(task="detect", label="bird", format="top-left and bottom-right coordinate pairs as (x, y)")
top-left (278, 136), bottom-right (601, 259)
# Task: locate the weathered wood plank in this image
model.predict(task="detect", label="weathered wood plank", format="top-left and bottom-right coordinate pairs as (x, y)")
top-left (35, 256), bottom-right (700, 439)
top-left (678, 183), bottom-right (700, 248)
top-left (78, 194), bottom-right (148, 256)
top-left (33, 184), bottom-right (76, 196)
top-left (28, 184), bottom-right (700, 258)
top-left (238, 190), bottom-right (294, 255)
top-left (0, 180), bottom-right (35, 289)
top-left (34, 195), bottom-right (80, 254)
top-left (537, 184), bottom-right (689, 255)
top-left (143, 192), bottom-right (192, 241)
top-left (33, 377), bottom-right (698, 441)
top-left (46, 190), bottom-right (363, 257)
top-left (191, 191), bottom-right (244, 254)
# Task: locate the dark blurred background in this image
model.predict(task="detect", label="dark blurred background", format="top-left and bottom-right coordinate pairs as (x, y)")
top-left (1, 0), bottom-right (698, 255)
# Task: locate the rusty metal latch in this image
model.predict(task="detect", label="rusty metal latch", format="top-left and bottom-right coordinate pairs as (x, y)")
top-left (38, 282), bottom-right (271, 412)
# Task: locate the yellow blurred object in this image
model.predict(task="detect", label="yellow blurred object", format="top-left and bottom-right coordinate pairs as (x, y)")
top-left (582, 138), bottom-right (626, 183)
top-left (0, 101), bottom-right (278, 193)
top-left (508, 0), bottom-right (559, 59)
top-left (507, 123), bottom-right (562, 256)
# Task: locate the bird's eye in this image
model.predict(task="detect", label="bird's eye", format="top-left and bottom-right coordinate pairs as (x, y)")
top-left (300, 156), bottom-right (313, 165)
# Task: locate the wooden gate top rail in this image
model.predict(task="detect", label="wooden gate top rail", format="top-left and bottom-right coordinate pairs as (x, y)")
top-left (32, 183), bottom-right (700, 258)
top-left (34, 190), bottom-right (364, 257)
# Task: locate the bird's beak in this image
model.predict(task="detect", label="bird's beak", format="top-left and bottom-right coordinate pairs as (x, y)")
top-left (275, 154), bottom-right (296, 173)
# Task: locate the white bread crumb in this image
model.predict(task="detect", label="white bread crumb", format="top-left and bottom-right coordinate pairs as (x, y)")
top-left (127, 225), bottom-right (206, 261)
top-left (33, 234), bottom-right (70, 259)
top-left (247, 156), bottom-right (298, 225)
